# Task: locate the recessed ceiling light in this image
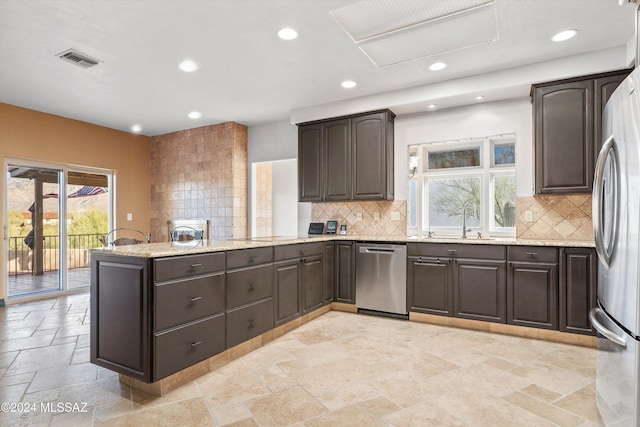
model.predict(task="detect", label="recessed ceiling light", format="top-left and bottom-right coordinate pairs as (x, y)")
top-left (428, 62), bottom-right (447, 71)
top-left (131, 124), bottom-right (142, 133)
top-left (551, 29), bottom-right (578, 42)
top-left (188, 111), bottom-right (202, 119)
top-left (341, 80), bottom-right (357, 88)
top-left (277, 28), bottom-right (298, 40)
top-left (428, 104), bottom-right (437, 109)
top-left (178, 59), bottom-right (200, 72)
top-left (475, 95), bottom-right (484, 100)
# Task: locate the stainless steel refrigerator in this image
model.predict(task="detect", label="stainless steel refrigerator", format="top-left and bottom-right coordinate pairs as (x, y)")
top-left (590, 66), bottom-right (640, 427)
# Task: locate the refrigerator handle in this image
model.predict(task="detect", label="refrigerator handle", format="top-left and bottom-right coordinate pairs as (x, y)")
top-left (592, 135), bottom-right (615, 267)
top-left (589, 307), bottom-right (627, 348)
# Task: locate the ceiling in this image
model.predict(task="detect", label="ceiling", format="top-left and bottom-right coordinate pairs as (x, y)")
top-left (0, 0), bottom-right (637, 136)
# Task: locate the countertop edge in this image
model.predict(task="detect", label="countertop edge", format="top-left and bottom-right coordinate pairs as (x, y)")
top-left (90, 235), bottom-right (595, 258)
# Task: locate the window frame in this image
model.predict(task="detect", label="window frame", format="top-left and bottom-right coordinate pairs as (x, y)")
top-left (407, 134), bottom-right (516, 238)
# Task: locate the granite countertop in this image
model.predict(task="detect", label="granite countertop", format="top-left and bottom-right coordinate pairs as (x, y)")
top-left (90, 235), bottom-right (595, 258)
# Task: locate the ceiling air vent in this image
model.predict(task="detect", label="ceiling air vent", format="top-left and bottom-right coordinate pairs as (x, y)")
top-left (56, 49), bottom-right (101, 69)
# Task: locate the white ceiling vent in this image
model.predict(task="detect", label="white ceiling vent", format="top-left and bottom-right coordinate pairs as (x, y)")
top-left (56, 49), bottom-right (101, 69)
top-left (330, 0), bottom-right (498, 67)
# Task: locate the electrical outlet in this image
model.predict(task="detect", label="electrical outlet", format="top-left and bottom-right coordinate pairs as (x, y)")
top-left (524, 211), bottom-right (533, 223)
top-left (391, 211), bottom-right (400, 221)
top-left (356, 212), bottom-right (362, 221)
top-left (374, 212), bottom-right (380, 221)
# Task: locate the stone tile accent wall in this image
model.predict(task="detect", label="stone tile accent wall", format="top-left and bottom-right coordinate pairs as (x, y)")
top-left (254, 163), bottom-right (272, 237)
top-left (516, 195), bottom-right (593, 241)
top-left (311, 200), bottom-right (407, 236)
top-left (149, 122), bottom-right (247, 242)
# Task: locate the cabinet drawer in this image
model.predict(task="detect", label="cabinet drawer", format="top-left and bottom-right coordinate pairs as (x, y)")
top-left (226, 247), bottom-right (273, 270)
top-left (408, 243), bottom-right (505, 260)
top-left (153, 313), bottom-right (225, 381)
top-left (226, 298), bottom-right (274, 348)
top-left (154, 252), bottom-right (225, 282)
top-left (508, 246), bottom-right (557, 263)
top-left (274, 242), bottom-right (324, 261)
top-left (154, 273), bottom-right (225, 332)
top-left (226, 264), bottom-right (274, 309)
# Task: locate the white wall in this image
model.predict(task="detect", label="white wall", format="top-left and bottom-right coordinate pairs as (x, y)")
top-left (271, 160), bottom-right (298, 236)
top-left (248, 119), bottom-right (297, 164)
top-left (394, 98), bottom-right (533, 200)
top-left (248, 119), bottom-right (311, 237)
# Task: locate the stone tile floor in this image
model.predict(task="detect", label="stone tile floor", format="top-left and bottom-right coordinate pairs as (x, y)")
top-left (0, 292), bottom-right (603, 426)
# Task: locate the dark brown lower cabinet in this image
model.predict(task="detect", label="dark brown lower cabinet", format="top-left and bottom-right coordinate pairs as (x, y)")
top-left (324, 242), bottom-right (335, 304)
top-left (334, 241), bottom-right (355, 304)
top-left (274, 260), bottom-right (301, 326)
top-left (454, 258), bottom-right (506, 323)
top-left (407, 256), bottom-right (453, 316)
top-left (91, 255), bottom-right (150, 382)
top-left (301, 254), bottom-right (324, 314)
top-left (560, 247), bottom-right (597, 335)
top-left (507, 261), bottom-right (558, 329)
top-left (154, 314), bottom-right (225, 380)
top-left (226, 299), bottom-right (274, 348)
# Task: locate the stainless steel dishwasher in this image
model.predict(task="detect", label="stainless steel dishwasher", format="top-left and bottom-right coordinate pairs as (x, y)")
top-left (355, 242), bottom-right (407, 318)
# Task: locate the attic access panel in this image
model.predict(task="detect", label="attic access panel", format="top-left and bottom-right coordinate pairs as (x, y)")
top-left (331, 0), bottom-right (498, 67)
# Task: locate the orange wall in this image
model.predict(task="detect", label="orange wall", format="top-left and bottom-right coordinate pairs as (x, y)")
top-left (0, 103), bottom-right (151, 300)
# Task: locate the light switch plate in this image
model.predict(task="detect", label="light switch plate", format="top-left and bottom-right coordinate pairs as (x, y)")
top-left (127, 212), bottom-right (133, 221)
top-left (356, 212), bottom-right (363, 221)
top-left (524, 211), bottom-right (533, 223)
top-left (391, 211), bottom-right (400, 221)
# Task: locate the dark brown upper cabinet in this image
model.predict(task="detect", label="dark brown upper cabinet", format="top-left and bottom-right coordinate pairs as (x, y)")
top-left (532, 69), bottom-right (630, 194)
top-left (298, 123), bottom-right (323, 201)
top-left (298, 110), bottom-right (395, 202)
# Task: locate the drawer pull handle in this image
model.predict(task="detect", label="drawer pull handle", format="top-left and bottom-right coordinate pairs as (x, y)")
top-left (248, 282), bottom-right (255, 291)
top-left (190, 296), bottom-right (202, 302)
top-left (191, 341), bottom-right (203, 347)
top-left (299, 250), bottom-right (305, 257)
top-left (248, 319), bottom-right (255, 329)
top-left (448, 249), bottom-right (457, 253)
top-left (526, 252), bottom-right (538, 257)
top-left (248, 256), bottom-right (256, 263)
top-left (190, 263), bottom-right (203, 268)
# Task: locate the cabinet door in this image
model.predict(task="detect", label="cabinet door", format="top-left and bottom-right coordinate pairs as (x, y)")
top-left (534, 80), bottom-right (594, 193)
top-left (352, 113), bottom-right (388, 200)
top-left (274, 260), bottom-right (301, 326)
top-left (594, 73), bottom-right (628, 155)
top-left (324, 242), bottom-right (335, 304)
top-left (298, 123), bottom-right (323, 201)
top-left (454, 259), bottom-right (506, 323)
top-left (560, 248), bottom-right (597, 335)
top-left (301, 254), bottom-right (324, 314)
top-left (335, 241), bottom-right (356, 304)
top-left (408, 257), bottom-right (453, 316)
top-left (507, 261), bottom-right (558, 329)
top-left (91, 255), bottom-right (150, 382)
top-left (324, 119), bottom-right (351, 200)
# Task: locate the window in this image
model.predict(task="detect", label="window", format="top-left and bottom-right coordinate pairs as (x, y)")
top-left (408, 134), bottom-right (516, 237)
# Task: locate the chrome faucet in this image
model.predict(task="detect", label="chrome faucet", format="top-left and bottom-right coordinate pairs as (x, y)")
top-left (461, 201), bottom-right (478, 238)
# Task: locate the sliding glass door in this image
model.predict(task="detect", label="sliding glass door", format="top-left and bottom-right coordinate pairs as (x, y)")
top-left (5, 160), bottom-right (111, 299)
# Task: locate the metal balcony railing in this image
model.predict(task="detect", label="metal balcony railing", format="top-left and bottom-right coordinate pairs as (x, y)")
top-left (7, 233), bottom-right (104, 278)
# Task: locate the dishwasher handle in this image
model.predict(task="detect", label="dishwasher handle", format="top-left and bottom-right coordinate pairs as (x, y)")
top-left (359, 247), bottom-right (397, 254)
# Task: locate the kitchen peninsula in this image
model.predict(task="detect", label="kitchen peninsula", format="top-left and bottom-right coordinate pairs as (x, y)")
top-left (90, 235), bottom-right (596, 396)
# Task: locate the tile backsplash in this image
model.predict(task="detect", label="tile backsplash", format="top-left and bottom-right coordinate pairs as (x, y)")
top-left (311, 200), bottom-right (407, 236)
top-left (516, 195), bottom-right (593, 241)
